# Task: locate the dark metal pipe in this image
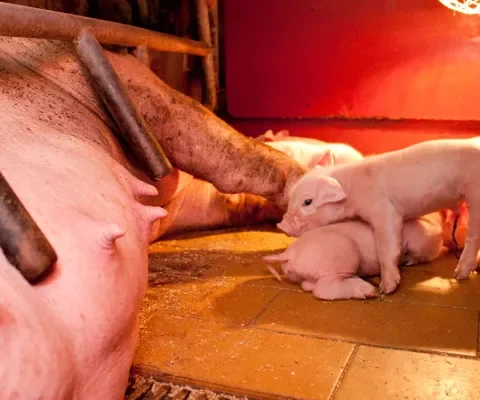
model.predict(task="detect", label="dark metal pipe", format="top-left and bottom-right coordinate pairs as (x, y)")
top-left (0, 2), bottom-right (210, 56)
top-left (196, 0), bottom-right (217, 111)
top-left (0, 171), bottom-right (57, 283)
top-left (74, 31), bottom-right (173, 181)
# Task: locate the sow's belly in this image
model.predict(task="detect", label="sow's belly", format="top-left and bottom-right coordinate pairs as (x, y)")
top-left (0, 47), bottom-right (164, 396)
top-left (0, 126), bottom-right (149, 353)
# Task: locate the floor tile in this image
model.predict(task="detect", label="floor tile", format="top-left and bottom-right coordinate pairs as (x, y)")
top-left (407, 253), bottom-right (460, 272)
top-left (255, 291), bottom-right (478, 356)
top-left (335, 346), bottom-right (480, 400)
top-left (134, 314), bottom-right (354, 400)
top-left (244, 275), bottom-right (303, 291)
top-left (142, 279), bottom-right (280, 327)
top-left (141, 227), bottom-right (480, 399)
top-left (386, 266), bottom-right (480, 309)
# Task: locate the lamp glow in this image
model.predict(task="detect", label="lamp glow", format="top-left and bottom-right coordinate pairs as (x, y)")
top-left (438, 0), bottom-right (480, 14)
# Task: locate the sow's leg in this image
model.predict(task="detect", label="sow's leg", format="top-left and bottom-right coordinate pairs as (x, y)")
top-left (105, 50), bottom-right (306, 210)
top-left (103, 49), bottom-right (305, 237)
top-left (147, 177), bottom-right (284, 238)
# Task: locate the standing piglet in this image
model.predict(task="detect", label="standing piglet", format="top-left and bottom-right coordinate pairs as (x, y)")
top-left (265, 213), bottom-right (444, 300)
top-left (278, 138), bottom-right (480, 294)
top-left (256, 130), bottom-right (363, 168)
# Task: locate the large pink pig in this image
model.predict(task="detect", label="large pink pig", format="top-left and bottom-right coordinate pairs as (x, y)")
top-left (265, 213), bottom-right (444, 300)
top-left (278, 138), bottom-right (480, 294)
top-left (0, 37), bottom-right (305, 398)
top-left (257, 130), bottom-right (364, 168)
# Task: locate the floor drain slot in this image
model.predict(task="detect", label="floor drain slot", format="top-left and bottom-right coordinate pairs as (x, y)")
top-left (126, 375), bottom-right (250, 400)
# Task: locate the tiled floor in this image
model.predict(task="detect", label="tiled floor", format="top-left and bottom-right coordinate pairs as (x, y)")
top-left (133, 225), bottom-right (480, 400)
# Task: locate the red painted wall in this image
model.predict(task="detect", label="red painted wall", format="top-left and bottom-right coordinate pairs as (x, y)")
top-left (224, 0), bottom-right (480, 120)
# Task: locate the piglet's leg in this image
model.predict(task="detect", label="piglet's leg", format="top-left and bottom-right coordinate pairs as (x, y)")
top-left (454, 202), bottom-right (480, 279)
top-left (301, 281), bottom-right (315, 292)
top-left (370, 209), bottom-right (403, 294)
top-left (312, 277), bottom-right (378, 300)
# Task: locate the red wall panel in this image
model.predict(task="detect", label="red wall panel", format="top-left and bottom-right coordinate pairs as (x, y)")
top-left (224, 0), bottom-right (480, 120)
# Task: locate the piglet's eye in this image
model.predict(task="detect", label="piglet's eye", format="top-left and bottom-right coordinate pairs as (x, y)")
top-left (303, 199), bottom-right (313, 207)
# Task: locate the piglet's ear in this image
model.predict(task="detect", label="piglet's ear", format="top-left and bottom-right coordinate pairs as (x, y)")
top-left (314, 176), bottom-right (346, 207)
top-left (262, 130), bottom-right (275, 141)
top-left (308, 150), bottom-right (335, 168)
top-left (275, 129), bottom-right (290, 139)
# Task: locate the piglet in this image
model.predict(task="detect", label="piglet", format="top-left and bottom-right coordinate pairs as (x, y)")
top-left (279, 138), bottom-right (480, 294)
top-left (265, 214), bottom-right (444, 300)
top-left (256, 129), bottom-right (290, 142)
top-left (256, 129), bottom-right (363, 168)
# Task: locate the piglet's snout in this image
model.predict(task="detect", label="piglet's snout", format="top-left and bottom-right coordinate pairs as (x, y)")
top-left (276, 220), bottom-right (291, 235)
top-left (277, 215), bottom-right (302, 237)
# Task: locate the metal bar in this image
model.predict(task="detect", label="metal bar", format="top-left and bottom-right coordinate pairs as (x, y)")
top-left (209, 0), bottom-right (220, 98)
top-left (74, 31), bottom-right (173, 181)
top-left (0, 2), bottom-right (210, 56)
top-left (0, 171), bottom-right (57, 283)
top-left (196, 0), bottom-right (217, 111)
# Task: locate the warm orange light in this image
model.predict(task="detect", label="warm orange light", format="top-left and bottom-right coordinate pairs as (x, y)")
top-left (438, 0), bottom-right (480, 14)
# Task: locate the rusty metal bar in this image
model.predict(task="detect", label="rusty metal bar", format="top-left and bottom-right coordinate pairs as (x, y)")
top-left (0, 171), bottom-right (57, 283)
top-left (74, 31), bottom-right (173, 181)
top-left (196, 0), bottom-right (217, 111)
top-left (0, 2), bottom-right (210, 57)
top-left (209, 0), bottom-right (220, 98)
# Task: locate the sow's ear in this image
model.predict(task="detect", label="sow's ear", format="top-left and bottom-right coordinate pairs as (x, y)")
top-left (314, 176), bottom-right (346, 207)
top-left (307, 149), bottom-right (335, 168)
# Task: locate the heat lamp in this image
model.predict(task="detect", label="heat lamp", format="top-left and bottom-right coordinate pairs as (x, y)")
top-left (438, 0), bottom-right (480, 14)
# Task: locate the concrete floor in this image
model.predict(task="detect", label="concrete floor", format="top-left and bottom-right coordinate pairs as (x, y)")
top-left (132, 225), bottom-right (480, 400)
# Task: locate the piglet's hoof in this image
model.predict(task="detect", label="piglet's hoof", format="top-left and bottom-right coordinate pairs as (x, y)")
top-left (350, 279), bottom-right (379, 300)
top-left (379, 281), bottom-right (398, 295)
top-left (355, 285), bottom-right (379, 299)
top-left (379, 272), bottom-right (401, 294)
top-left (453, 263), bottom-right (477, 280)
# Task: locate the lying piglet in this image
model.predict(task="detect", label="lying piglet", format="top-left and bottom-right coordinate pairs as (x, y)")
top-left (256, 129), bottom-right (363, 168)
top-left (440, 202), bottom-right (468, 253)
top-left (265, 213), bottom-right (444, 300)
top-left (278, 138), bottom-right (480, 294)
